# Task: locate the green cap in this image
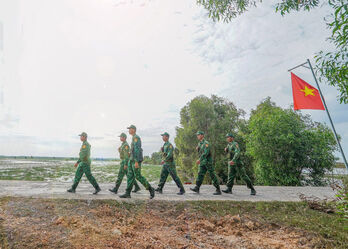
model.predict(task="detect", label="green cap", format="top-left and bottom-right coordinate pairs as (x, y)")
top-left (226, 133), bottom-right (234, 138)
top-left (78, 132), bottom-right (88, 137)
top-left (161, 132), bottom-right (170, 137)
top-left (196, 131), bottom-right (204, 135)
top-left (127, 125), bottom-right (136, 130)
top-left (119, 133), bottom-right (127, 138)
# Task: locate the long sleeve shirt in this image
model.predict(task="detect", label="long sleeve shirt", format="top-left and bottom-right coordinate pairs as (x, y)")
top-left (161, 141), bottom-right (174, 164)
top-left (130, 134), bottom-right (143, 162)
top-left (119, 141), bottom-right (130, 162)
top-left (77, 141), bottom-right (91, 164)
top-left (197, 139), bottom-right (212, 164)
top-left (226, 141), bottom-right (240, 163)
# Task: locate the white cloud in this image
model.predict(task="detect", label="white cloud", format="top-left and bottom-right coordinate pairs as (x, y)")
top-left (0, 0), bottom-right (346, 161)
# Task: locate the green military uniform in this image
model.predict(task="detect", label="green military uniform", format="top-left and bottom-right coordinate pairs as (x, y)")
top-left (156, 132), bottom-right (185, 194)
top-left (223, 133), bottom-right (256, 195)
top-left (120, 125), bottom-right (154, 198)
top-left (109, 135), bottom-right (140, 194)
top-left (191, 131), bottom-right (221, 194)
top-left (69, 133), bottom-right (100, 193)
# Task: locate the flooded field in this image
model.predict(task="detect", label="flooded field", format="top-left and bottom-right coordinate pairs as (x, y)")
top-left (0, 158), bottom-right (162, 184)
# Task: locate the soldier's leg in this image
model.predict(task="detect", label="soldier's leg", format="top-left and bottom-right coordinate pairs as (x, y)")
top-left (167, 164), bottom-right (185, 192)
top-left (223, 164), bottom-right (237, 193)
top-left (132, 178), bottom-right (141, 192)
top-left (156, 164), bottom-right (170, 192)
top-left (133, 162), bottom-right (155, 199)
top-left (191, 164), bottom-right (207, 193)
top-left (133, 163), bottom-right (151, 190)
top-left (83, 163), bottom-right (101, 192)
top-left (206, 163), bottom-right (221, 194)
top-left (124, 160), bottom-right (136, 195)
top-left (237, 165), bottom-right (256, 195)
top-left (71, 163), bottom-right (84, 190)
top-left (115, 162), bottom-right (126, 190)
top-left (110, 162), bottom-right (126, 193)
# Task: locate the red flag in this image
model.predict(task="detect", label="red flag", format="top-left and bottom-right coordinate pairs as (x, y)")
top-left (291, 73), bottom-right (325, 110)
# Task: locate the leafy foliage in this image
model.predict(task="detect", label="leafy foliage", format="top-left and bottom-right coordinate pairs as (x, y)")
top-left (196, 0), bottom-right (319, 22)
top-left (174, 95), bottom-right (248, 183)
top-left (143, 152), bottom-right (162, 165)
top-left (196, 0), bottom-right (258, 22)
top-left (315, 0), bottom-right (348, 104)
top-left (246, 97), bottom-right (337, 186)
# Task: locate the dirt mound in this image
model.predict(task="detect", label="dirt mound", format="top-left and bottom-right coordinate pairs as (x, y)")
top-left (0, 199), bottom-right (322, 249)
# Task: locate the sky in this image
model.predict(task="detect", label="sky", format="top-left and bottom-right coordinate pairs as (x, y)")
top-left (0, 0), bottom-right (347, 160)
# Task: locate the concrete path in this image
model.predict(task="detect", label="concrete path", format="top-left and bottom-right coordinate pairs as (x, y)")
top-left (0, 180), bottom-right (337, 202)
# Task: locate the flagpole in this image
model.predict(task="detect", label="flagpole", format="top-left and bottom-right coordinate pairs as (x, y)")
top-left (307, 59), bottom-right (348, 170)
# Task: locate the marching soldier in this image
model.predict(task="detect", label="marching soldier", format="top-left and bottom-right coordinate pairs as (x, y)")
top-left (67, 132), bottom-right (101, 194)
top-left (155, 132), bottom-right (185, 195)
top-left (190, 131), bottom-right (221, 195)
top-left (109, 133), bottom-right (140, 194)
top-left (222, 133), bottom-right (256, 195)
top-left (120, 125), bottom-right (155, 199)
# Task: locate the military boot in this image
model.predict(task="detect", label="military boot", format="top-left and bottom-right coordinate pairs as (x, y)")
top-left (93, 186), bottom-right (101, 195)
top-left (155, 187), bottom-right (163, 194)
top-left (67, 188), bottom-right (75, 193)
top-left (222, 188), bottom-right (232, 194)
top-left (177, 188), bottom-right (185, 195)
top-left (119, 192), bottom-right (131, 198)
top-left (149, 187), bottom-right (155, 199)
top-left (213, 187), bottom-right (222, 195)
top-left (109, 187), bottom-right (118, 194)
top-left (190, 186), bottom-right (200, 193)
top-left (132, 185), bottom-right (141, 193)
top-left (250, 188), bottom-right (256, 196)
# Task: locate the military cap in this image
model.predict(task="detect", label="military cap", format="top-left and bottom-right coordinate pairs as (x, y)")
top-left (119, 132), bottom-right (127, 138)
top-left (127, 125), bottom-right (136, 130)
top-left (161, 132), bottom-right (170, 137)
top-left (78, 132), bottom-right (88, 137)
top-left (226, 133), bottom-right (234, 138)
top-left (196, 131), bottom-right (205, 135)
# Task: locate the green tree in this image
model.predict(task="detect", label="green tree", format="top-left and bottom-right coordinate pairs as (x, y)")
top-left (196, 0), bottom-right (348, 103)
top-left (246, 97), bottom-right (337, 186)
top-left (175, 95), bottom-right (248, 183)
top-left (150, 151), bottom-right (162, 165)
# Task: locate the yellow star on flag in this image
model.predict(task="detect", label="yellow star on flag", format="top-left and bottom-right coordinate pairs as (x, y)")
top-left (300, 86), bottom-right (315, 96)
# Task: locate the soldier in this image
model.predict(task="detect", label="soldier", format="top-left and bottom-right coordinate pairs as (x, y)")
top-left (190, 131), bottom-right (221, 195)
top-left (222, 133), bottom-right (256, 195)
top-left (155, 132), bottom-right (185, 195)
top-left (120, 125), bottom-right (155, 199)
top-left (109, 133), bottom-right (140, 194)
top-left (67, 132), bottom-right (101, 194)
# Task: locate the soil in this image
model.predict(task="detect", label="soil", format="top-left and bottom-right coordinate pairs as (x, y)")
top-left (0, 198), bottom-right (321, 249)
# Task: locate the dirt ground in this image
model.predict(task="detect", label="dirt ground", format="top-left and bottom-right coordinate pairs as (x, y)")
top-left (0, 198), bottom-right (328, 249)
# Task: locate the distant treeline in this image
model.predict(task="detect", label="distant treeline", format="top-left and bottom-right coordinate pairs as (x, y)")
top-left (0, 155), bottom-right (117, 161)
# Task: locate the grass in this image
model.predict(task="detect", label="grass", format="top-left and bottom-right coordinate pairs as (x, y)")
top-left (0, 158), bottom-right (162, 183)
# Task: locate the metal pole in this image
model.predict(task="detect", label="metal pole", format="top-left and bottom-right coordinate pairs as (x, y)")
top-left (287, 61), bottom-right (310, 72)
top-left (307, 59), bottom-right (348, 170)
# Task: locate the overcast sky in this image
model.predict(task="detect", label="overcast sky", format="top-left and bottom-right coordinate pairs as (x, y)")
top-left (0, 0), bottom-right (347, 160)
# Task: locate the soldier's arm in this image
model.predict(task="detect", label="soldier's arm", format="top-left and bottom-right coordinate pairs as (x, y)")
top-left (124, 144), bottom-right (130, 161)
top-left (231, 143), bottom-right (240, 163)
top-left (199, 144), bottom-right (210, 163)
top-left (134, 137), bottom-right (142, 162)
top-left (165, 144), bottom-right (174, 161)
top-left (79, 146), bottom-right (89, 163)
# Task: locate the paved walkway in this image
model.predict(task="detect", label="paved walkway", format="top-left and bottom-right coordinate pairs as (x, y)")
top-left (0, 180), bottom-right (337, 202)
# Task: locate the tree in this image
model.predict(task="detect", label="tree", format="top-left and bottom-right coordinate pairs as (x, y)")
top-left (175, 95), bottom-right (248, 183)
top-left (246, 97), bottom-right (337, 186)
top-left (150, 151), bottom-right (162, 165)
top-left (196, 0), bottom-right (348, 103)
